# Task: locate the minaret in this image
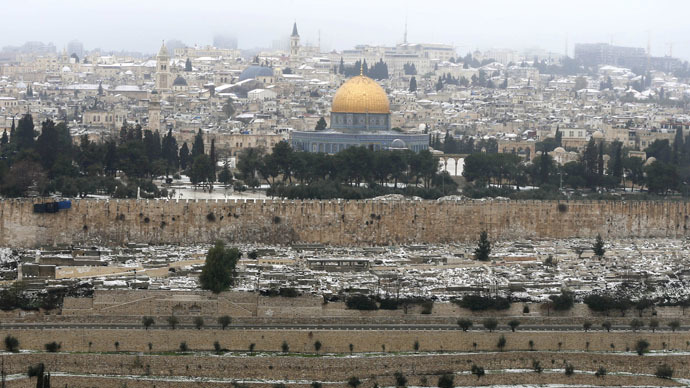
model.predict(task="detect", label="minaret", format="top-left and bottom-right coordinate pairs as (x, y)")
top-left (149, 90), bottom-right (161, 132)
top-left (290, 22), bottom-right (300, 57)
top-left (155, 41), bottom-right (172, 92)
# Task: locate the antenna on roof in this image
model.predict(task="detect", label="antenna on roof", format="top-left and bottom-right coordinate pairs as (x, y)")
top-left (646, 30), bottom-right (651, 74)
top-left (564, 33), bottom-right (568, 57)
top-left (404, 13), bottom-right (408, 44)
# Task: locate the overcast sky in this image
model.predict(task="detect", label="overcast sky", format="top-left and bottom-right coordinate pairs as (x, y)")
top-left (3, 0), bottom-right (690, 60)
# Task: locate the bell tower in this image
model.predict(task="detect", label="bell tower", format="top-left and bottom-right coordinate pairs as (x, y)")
top-left (155, 41), bottom-right (172, 92)
top-left (290, 22), bottom-right (300, 57)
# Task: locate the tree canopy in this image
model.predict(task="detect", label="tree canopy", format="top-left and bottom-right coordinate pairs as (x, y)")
top-left (199, 241), bottom-right (240, 293)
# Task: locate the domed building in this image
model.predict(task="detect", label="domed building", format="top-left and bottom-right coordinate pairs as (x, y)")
top-left (239, 66), bottom-right (275, 83)
top-left (291, 72), bottom-right (429, 153)
top-left (172, 75), bottom-right (188, 92)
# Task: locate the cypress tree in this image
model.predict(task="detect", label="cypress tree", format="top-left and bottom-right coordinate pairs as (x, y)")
top-left (15, 113), bottom-right (35, 151)
top-left (191, 129), bottom-right (204, 157)
top-left (179, 142), bottom-right (190, 170)
top-left (209, 139), bottom-right (217, 180)
top-left (593, 234), bottom-right (606, 257)
top-left (409, 76), bottom-right (417, 92)
top-left (10, 117), bottom-right (15, 143)
top-left (474, 231), bottom-right (491, 261)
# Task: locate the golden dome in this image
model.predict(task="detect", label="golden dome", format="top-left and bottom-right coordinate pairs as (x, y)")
top-left (331, 75), bottom-right (390, 114)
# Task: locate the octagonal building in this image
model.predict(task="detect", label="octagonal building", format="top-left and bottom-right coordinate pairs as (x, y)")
top-left (291, 73), bottom-right (429, 153)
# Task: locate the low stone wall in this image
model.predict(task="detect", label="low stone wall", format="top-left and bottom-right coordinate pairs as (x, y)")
top-left (58, 290), bottom-right (690, 322)
top-left (1, 352), bottom-right (686, 386)
top-left (36, 373), bottom-right (685, 388)
top-left (1, 328), bottom-right (689, 356)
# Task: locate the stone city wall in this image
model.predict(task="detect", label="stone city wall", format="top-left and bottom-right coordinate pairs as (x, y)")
top-left (1, 199), bottom-right (690, 247)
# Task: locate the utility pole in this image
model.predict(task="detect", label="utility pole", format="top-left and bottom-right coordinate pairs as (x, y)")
top-left (646, 30), bottom-right (651, 75)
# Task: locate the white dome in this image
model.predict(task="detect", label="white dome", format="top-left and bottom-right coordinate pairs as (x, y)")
top-left (644, 156), bottom-right (657, 166)
top-left (592, 131), bottom-right (604, 139)
top-left (391, 139), bottom-right (407, 149)
top-left (62, 66), bottom-right (72, 72)
top-left (553, 147), bottom-right (566, 153)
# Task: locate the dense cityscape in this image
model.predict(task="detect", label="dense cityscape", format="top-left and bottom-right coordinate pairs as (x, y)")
top-left (1, 1), bottom-right (690, 387)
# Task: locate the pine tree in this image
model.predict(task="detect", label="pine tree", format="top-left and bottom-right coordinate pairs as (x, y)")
top-left (98, 82), bottom-right (103, 96)
top-left (435, 77), bottom-right (443, 91)
top-left (475, 231), bottom-right (491, 261)
top-left (1, 130), bottom-right (7, 146)
top-left (185, 58), bottom-right (192, 72)
top-left (199, 241), bottom-right (240, 293)
top-left (119, 120), bottom-right (128, 145)
top-left (315, 117), bottom-right (327, 131)
top-left (218, 162), bottom-right (233, 185)
top-left (409, 76), bottom-right (417, 92)
top-left (338, 57), bottom-right (345, 75)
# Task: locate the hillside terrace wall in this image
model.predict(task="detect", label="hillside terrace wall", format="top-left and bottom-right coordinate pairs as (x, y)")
top-left (0, 349), bottom-right (688, 382)
top-left (1, 328), bottom-right (689, 358)
top-left (57, 290), bottom-right (689, 322)
top-left (1, 199), bottom-right (690, 248)
top-left (38, 373), bottom-right (682, 388)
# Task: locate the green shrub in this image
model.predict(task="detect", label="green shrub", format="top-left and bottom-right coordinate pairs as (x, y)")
top-left (455, 295), bottom-right (510, 311)
top-left (44, 341), bottom-right (61, 352)
top-left (4, 335), bottom-right (19, 352)
top-left (655, 364), bottom-right (673, 379)
top-left (346, 295), bottom-right (378, 310)
top-left (437, 373), bottom-right (454, 388)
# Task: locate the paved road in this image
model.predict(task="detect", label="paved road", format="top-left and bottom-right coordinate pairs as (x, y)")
top-left (0, 322), bottom-right (687, 332)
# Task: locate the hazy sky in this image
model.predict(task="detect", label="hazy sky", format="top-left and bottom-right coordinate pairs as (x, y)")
top-left (3, 0), bottom-right (690, 60)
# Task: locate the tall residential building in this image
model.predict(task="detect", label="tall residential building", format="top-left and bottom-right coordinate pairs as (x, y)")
top-left (574, 43), bottom-right (646, 68)
top-left (213, 34), bottom-right (238, 50)
top-left (67, 40), bottom-right (84, 59)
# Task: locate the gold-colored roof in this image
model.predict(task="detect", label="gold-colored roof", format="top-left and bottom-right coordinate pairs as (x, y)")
top-left (331, 75), bottom-right (390, 114)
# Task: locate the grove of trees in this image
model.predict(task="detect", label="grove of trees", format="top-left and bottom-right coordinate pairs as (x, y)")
top-left (234, 141), bottom-right (457, 200)
top-left (460, 132), bottom-right (690, 199)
